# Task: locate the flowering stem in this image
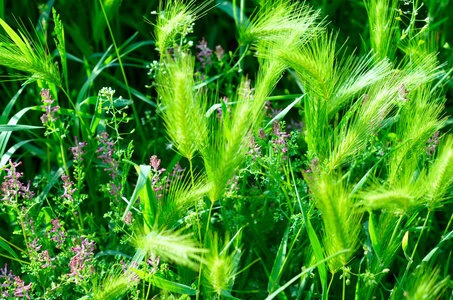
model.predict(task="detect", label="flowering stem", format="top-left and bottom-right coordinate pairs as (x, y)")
top-left (59, 141), bottom-right (69, 175)
top-left (15, 205), bottom-right (29, 252)
top-left (98, 0), bottom-right (146, 145)
top-left (72, 210), bottom-right (82, 230)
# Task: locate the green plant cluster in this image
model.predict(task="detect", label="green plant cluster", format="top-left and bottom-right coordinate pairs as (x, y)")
top-left (0, 0), bottom-right (452, 299)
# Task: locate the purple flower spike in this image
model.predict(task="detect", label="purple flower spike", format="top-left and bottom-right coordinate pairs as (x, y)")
top-left (61, 175), bottom-right (77, 202)
top-left (40, 88), bottom-right (60, 124)
top-left (287, 118), bottom-right (303, 133)
top-left (0, 160), bottom-right (34, 204)
top-left (123, 211), bottom-right (132, 225)
top-left (96, 131), bottom-right (119, 180)
top-left (426, 131), bottom-right (440, 156)
top-left (39, 250), bottom-right (56, 269)
top-left (50, 218), bottom-right (67, 248)
top-left (258, 128), bottom-right (268, 140)
top-left (215, 45), bottom-right (224, 60)
top-left (13, 276), bottom-right (32, 299)
top-left (0, 263), bottom-right (13, 280)
top-left (150, 155), bottom-right (165, 175)
top-left (28, 238), bottom-right (42, 253)
top-left (68, 238), bottom-right (96, 285)
top-left (271, 121), bottom-right (290, 153)
top-left (196, 37), bottom-right (213, 69)
top-left (69, 136), bottom-right (87, 162)
top-left (397, 84), bottom-right (410, 102)
top-left (246, 136), bottom-right (262, 162)
top-left (109, 182), bottom-right (122, 202)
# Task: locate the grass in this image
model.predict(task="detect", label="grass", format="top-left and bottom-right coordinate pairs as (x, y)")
top-left (0, 0), bottom-right (452, 299)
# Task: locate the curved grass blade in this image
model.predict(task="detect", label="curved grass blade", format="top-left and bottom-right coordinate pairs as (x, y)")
top-left (0, 124), bottom-right (44, 131)
top-left (122, 165), bottom-right (151, 220)
top-left (265, 250), bottom-right (350, 300)
top-left (0, 139), bottom-right (34, 170)
top-left (267, 224), bottom-right (290, 293)
top-left (265, 95), bottom-right (304, 128)
top-left (132, 268), bottom-right (197, 295)
top-left (0, 84), bottom-right (26, 124)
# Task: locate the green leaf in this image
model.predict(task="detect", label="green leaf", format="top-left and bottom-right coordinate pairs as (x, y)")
top-left (122, 165), bottom-right (151, 220)
top-left (265, 95), bottom-right (305, 128)
top-left (265, 250), bottom-right (349, 300)
top-left (139, 169), bottom-right (158, 232)
top-left (0, 18), bottom-right (33, 56)
top-left (268, 224), bottom-right (290, 293)
top-left (193, 73), bottom-right (224, 90)
top-left (215, 0), bottom-right (250, 27)
top-left (0, 236), bottom-right (20, 261)
top-left (221, 289), bottom-right (242, 300)
top-left (368, 211), bottom-right (381, 259)
top-left (131, 268), bottom-right (197, 295)
top-left (95, 250), bottom-right (131, 259)
top-left (36, 163), bottom-right (72, 209)
top-left (290, 161), bottom-right (327, 299)
top-left (402, 231), bottom-right (410, 261)
top-left (0, 139), bottom-right (34, 170)
top-left (0, 84), bottom-right (26, 124)
top-left (422, 230), bottom-right (453, 263)
top-left (0, 124), bottom-right (44, 132)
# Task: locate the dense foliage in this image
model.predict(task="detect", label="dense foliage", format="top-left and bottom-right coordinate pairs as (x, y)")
top-left (0, 0), bottom-right (452, 299)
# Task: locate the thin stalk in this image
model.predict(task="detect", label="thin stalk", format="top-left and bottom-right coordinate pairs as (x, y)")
top-left (396, 210), bottom-right (431, 294)
top-left (59, 140), bottom-right (69, 175)
top-left (190, 159), bottom-right (202, 243)
top-left (0, 235), bottom-right (27, 254)
top-left (326, 273), bottom-right (335, 297)
top-left (443, 212), bottom-right (453, 237)
top-left (389, 214), bottom-right (404, 246)
top-left (98, 0), bottom-right (146, 144)
top-left (197, 200), bottom-right (215, 298)
top-left (0, 253), bottom-right (30, 264)
top-left (342, 265), bottom-right (346, 300)
top-left (15, 205), bottom-right (29, 252)
top-left (72, 210), bottom-right (83, 231)
top-left (60, 86), bottom-right (92, 140)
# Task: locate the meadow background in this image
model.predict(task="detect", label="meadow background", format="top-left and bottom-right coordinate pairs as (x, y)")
top-left (0, 0), bottom-right (452, 299)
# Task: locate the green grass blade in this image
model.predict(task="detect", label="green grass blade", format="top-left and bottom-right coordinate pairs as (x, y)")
top-left (267, 224), bottom-right (290, 293)
top-left (0, 139), bottom-right (34, 170)
top-left (264, 95), bottom-right (304, 128)
top-left (122, 165), bottom-right (151, 220)
top-left (0, 236), bottom-right (20, 262)
top-left (265, 250), bottom-right (350, 300)
top-left (0, 84), bottom-right (26, 124)
top-left (131, 268), bottom-right (197, 295)
top-left (0, 124), bottom-right (44, 131)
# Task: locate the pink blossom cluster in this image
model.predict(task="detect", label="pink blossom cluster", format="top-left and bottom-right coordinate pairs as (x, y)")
top-left (69, 136), bottom-right (87, 162)
top-left (68, 238), bottom-right (96, 285)
top-left (0, 160), bottom-right (34, 204)
top-left (50, 218), bottom-right (67, 248)
top-left (39, 88), bottom-right (60, 124)
top-left (150, 155), bottom-right (166, 199)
